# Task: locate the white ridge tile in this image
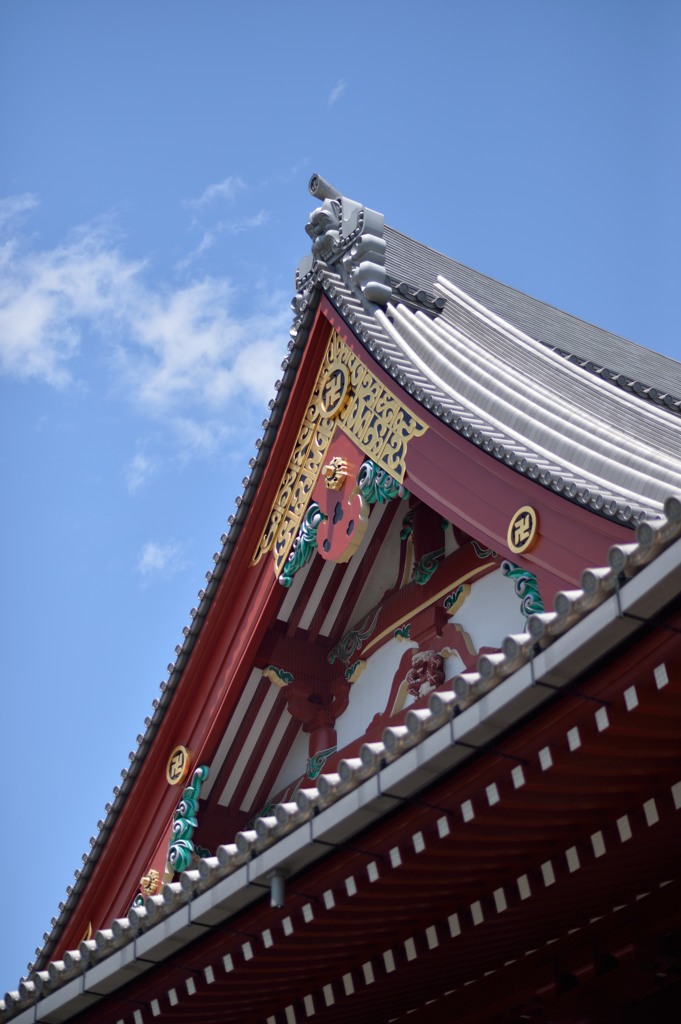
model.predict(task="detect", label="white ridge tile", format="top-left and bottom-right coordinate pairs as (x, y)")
top-left (654, 663), bottom-right (669, 689)
top-left (643, 798), bottom-right (659, 826)
top-left (617, 815), bottom-right (632, 842)
top-left (494, 887), bottom-right (507, 913)
top-left (567, 727), bottom-right (581, 751)
top-left (565, 846), bottom-right (580, 872)
top-left (591, 831), bottom-right (606, 858)
top-left (624, 686), bottom-right (638, 711)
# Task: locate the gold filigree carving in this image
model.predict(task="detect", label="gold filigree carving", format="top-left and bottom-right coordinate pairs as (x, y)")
top-left (252, 328), bottom-right (428, 575)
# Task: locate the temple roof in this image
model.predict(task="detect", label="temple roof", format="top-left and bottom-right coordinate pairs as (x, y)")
top-left (294, 174), bottom-right (681, 525)
top-left (16, 174), bottom-right (681, 995)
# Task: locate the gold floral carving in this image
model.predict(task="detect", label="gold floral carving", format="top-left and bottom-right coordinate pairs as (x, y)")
top-left (140, 868), bottom-right (160, 896)
top-left (252, 328), bottom-right (428, 575)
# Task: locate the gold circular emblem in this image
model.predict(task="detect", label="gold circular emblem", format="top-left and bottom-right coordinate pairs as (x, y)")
top-left (507, 506), bottom-right (538, 554)
top-left (320, 367), bottom-right (350, 418)
top-left (166, 744), bottom-right (191, 786)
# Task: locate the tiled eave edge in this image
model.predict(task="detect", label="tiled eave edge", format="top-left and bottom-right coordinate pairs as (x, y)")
top-left (313, 263), bottom-right (653, 527)
top-left (24, 278), bottom-right (327, 979)
top-left (548, 344), bottom-right (681, 417)
top-left (4, 495), bottom-right (681, 1021)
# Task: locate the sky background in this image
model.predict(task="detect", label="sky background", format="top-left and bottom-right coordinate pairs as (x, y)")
top-left (1, 0), bottom-right (679, 993)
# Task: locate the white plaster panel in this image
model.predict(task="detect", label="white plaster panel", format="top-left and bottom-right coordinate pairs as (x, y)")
top-left (219, 684), bottom-right (278, 806)
top-left (453, 568), bottom-right (527, 649)
top-left (201, 667), bottom-right (262, 800)
top-left (298, 560), bottom-right (336, 631)
top-left (268, 724), bottom-right (309, 801)
top-left (335, 636), bottom-right (417, 749)
top-left (240, 708), bottom-right (297, 811)
top-left (345, 505), bottom-right (405, 627)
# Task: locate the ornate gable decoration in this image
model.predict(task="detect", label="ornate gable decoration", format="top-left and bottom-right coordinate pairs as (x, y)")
top-left (295, 173), bottom-right (392, 305)
top-left (252, 327), bottom-right (428, 576)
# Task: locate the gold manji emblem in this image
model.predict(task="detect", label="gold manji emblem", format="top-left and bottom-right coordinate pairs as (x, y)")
top-left (320, 367), bottom-right (350, 417)
top-left (166, 744), bottom-right (190, 786)
top-left (507, 506), bottom-right (538, 554)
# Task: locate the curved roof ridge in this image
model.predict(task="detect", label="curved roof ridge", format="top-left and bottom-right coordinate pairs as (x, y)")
top-left (431, 276), bottom-right (681, 471)
top-left (378, 301), bottom-right (677, 509)
top-left (383, 223), bottom-right (681, 403)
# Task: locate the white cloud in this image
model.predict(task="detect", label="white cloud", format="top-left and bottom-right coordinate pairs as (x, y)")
top-left (328, 80), bottom-right (346, 105)
top-left (115, 278), bottom-right (288, 414)
top-left (125, 450), bottom-right (155, 493)
top-left (0, 201), bottom-right (291, 445)
top-left (0, 221), bottom-right (144, 387)
top-left (137, 540), bottom-right (185, 580)
top-left (187, 176), bottom-right (245, 208)
top-left (0, 192), bottom-right (38, 228)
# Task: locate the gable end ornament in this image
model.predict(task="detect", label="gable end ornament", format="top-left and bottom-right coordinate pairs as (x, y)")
top-left (295, 174), bottom-right (392, 305)
top-left (252, 328), bottom-right (427, 578)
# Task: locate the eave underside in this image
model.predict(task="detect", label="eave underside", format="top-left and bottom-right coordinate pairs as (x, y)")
top-left (57, 614), bottom-right (681, 1024)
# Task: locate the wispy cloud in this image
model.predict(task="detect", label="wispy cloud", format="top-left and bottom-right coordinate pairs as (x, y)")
top-left (125, 449), bottom-right (155, 493)
top-left (328, 80), bottom-right (346, 106)
top-left (187, 176), bottom-right (245, 208)
top-left (178, 209), bottom-right (269, 270)
top-left (137, 540), bottom-right (185, 580)
top-left (0, 197), bottom-right (290, 452)
top-left (0, 192), bottom-right (39, 228)
top-left (0, 215), bottom-right (144, 387)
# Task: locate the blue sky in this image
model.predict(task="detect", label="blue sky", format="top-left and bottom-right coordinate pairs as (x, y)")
top-left (1, 0), bottom-right (679, 992)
